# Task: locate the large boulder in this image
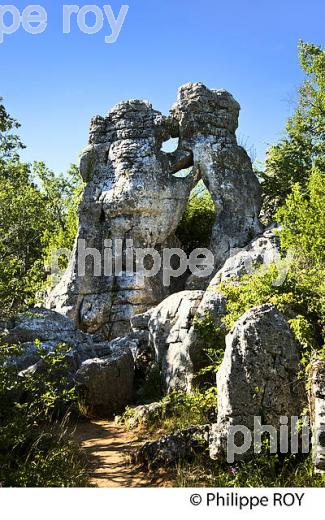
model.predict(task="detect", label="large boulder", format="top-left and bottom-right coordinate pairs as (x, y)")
top-left (1, 307), bottom-right (111, 371)
top-left (132, 289), bottom-right (227, 392)
top-left (146, 291), bottom-right (204, 392)
top-left (75, 337), bottom-right (135, 417)
top-left (133, 425), bottom-right (210, 469)
top-left (210, 304), bottom-right (305, 460)
top-left (1, 308), bottom-right (139, 417)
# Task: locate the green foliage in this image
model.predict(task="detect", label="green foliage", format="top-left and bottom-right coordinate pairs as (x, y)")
top-left (140, 390), bottom-right (218, 434)
top-left (0, 97), bottom-right (25, 162)
top-left (262, 41), bottom-right (325, 218)
top-left (120, 388), bottom-right (218, 434)
top-left (176, 181), bottom-right (216, 253)
top-left (0, 99), bottom-right (84, 318)
top-left (0, 343), bottom-right (87, 487)
top-left (0, 167), bottom-right (49, 314)
top-left (175, 452), bottom-right (325, 488)
top-left (192, 311), bottom-right (226, 377)
top-left (217, 261), bottom-right (322, 368)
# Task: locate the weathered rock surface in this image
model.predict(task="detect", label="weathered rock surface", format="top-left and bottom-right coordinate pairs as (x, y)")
top-left (132, 289), bottom-right (227, 392)
top-left (1, 308), bottom-right (139, 418)
top-left (133, 425), bottom-right (210, 469)
top-left (75, 338), bottom-right (135, 417)
top-left (1, 307), bottom-right (111, 371)
top-left (310, 360), bottom-right (325, 472)
top-left (208, 226), bottom-right (281, 285)
top-left (171, 83), bottom-right (263, 270)
top-left (116, 401), bottom-right (169, 429)
top-left (147, 291), bottom-right (204, 392)
top-left (185, 225), bottom-right (281, 290)
top-left (47, 83), bottom-right (262, 339)
top-left (210, 304), bottom-right (305, 460)
top-left (46, 98), bottom-right (196, 339)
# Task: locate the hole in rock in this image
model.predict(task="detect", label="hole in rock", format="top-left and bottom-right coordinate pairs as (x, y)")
top-left (172, 167), bottom-right (192, 178)
top-left (161, 137), bottom-right (179, 153)
top-left (176, 180), bottom-right (216, 254)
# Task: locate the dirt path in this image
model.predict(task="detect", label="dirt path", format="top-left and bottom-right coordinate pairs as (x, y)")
top-left (74, 420), bottom-right (172, 488)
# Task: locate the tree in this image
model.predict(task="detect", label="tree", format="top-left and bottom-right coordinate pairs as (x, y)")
top-left (0, 97), bottom-right (25, 163)
top-left (0, 99), bottom-right (83, 318)
top-left (262, 41), bottom-right (325, 218)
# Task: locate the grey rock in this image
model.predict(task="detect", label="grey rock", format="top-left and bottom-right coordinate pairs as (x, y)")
top-left (1, 308), bottom-right (112, 371)
top-left (147, 291), bottom-right (204, 392)
top-left (210, 304), bottom-right (305, 460)
top-left (75, 338), bottom-right (135, 417)
top-left (210, 225), bottom-right (282, 285)
top-left (171, 83), bottom-right (263, 270)
top-left (47, 83), bottom-right (262, 339)
top-left (116, 401), bottom-right (169, 429)
top-left (134, 289), bottom-right (227, 393)
top-left (133, 425), bottom-right (210, 468)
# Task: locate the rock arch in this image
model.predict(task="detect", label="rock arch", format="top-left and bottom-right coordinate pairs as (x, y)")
top-left (46, 83), bottom-right (262, 338)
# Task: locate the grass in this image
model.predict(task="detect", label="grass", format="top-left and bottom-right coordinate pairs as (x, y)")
top-left (175, 452), bottom-right (325, 487)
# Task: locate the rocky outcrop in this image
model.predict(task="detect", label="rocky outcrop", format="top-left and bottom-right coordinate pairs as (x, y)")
top-left (75, 338), bottom-right (135, 417)
top-left (146, 291), bottom-right (204, 392)
top-left (209, 226), bottom-right (281, 285)
top-left (310, 360), bottom-right (325, 472)
top-left (47, 83), bottom-right (262, 339)
top-left (133, 425), bottom-right (210, 469)
top-left (171, 83), bottom-right (262, 270)
top-left (132, 289), bottom-right (227, 393)
top-left (1, 308), bottom-right (111, 372)
top-left (186, 225), bottom-right (281, 290)
top-left (210, 304), bottom-right (305, 460)
top-left (1, 308), bottom-right (139, 418)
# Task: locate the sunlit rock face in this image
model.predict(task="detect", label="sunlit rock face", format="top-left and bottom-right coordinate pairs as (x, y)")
top-left (171, 83), bottom-right (263, 284)
top-left (47, 83), bottom-right (262, 339)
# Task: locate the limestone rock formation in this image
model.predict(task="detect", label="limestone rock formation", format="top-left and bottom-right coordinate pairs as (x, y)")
top-left (186, 225), bottom-right (281, 290)
top-left (2, 308), bottom-right (138, 418)
top-left (170, 83), bottom-right (263, 270)
top-left (1, 308), bottom-right (111, 372)
top-left (75, 338), bottom-right (135, 417)
top-left (141, 291), bottom-right (204, 392)
top-left (47, 83), bottom-right (262, 339)
top-left (207, 225), bottom-right (281, 285)
top-left (132, 289), bottom-right (227, 392)
top-left (133, 425), bottom-right (210, 469)
top-left (210, 304), bottom-right (305, 460)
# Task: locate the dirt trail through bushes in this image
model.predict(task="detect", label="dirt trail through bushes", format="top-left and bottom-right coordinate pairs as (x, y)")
top-left (74, 420), bottom-right (172, 488)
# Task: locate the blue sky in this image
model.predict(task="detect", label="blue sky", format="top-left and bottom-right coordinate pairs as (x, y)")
top-left (0, 0), bottom-right (324, 173)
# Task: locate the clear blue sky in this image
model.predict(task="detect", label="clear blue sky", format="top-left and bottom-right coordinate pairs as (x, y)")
top-left (1, 0), bottom-right (324, 173)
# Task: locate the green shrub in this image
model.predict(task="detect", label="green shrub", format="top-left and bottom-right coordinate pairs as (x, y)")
top-left (176, 182), bottom-right (216, 253)
top-left (261, 41), bottom-right (325, 218)
top-left (192, 311), bottom-right (226, 379)
top-left (152, 390), bottom-right (217, 434)
top-left (175, 452), bottom-right (325, 488)
top-left (0, 343), bottom-right (88, 487)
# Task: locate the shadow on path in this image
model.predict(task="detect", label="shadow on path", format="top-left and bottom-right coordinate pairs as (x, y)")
top-left (74, 420), bottom-right (172, 488)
